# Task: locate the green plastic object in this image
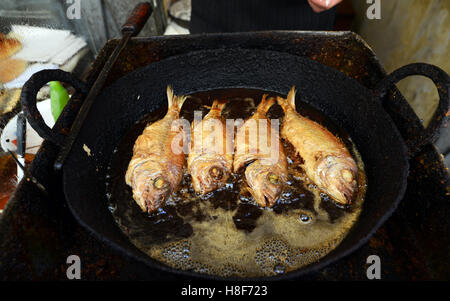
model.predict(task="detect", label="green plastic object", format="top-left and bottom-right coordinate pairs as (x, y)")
top-left (50, 81), bottom-right (69, 121)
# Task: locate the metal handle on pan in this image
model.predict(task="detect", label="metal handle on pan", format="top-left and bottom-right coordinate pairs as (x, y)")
top-left (20, 69), bottom-right (88, 146)
top-left (375, 63), bottom-right (450, 156)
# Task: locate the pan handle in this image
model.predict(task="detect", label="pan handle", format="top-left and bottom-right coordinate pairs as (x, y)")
top-left (21, 69), bottom-right (88, 146)
top-left (375, 63), bottom-right (450, 155)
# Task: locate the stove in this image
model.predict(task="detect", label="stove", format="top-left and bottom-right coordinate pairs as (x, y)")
top-left (0, 32), bottom-right (448, 280)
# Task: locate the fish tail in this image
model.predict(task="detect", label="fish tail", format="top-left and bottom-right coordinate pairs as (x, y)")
top-left (276, 86), bottom-right (296, 112)
top-left (167, 85), bottom-right (187, 111)
top-left (257, 94), bottom-right (276, 114)
top-left (211, 99), bottom-right (227, 112)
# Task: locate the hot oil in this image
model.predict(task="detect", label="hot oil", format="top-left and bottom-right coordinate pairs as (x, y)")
top-left (106, 88), bottom-right (367, 278)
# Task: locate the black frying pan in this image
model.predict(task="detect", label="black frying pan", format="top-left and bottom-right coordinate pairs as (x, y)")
top-left (21, 48), bottom-right (449, 279)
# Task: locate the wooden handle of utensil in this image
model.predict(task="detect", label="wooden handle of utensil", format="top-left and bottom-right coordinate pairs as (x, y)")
top-left (121, 2), bottom-right (153, 37)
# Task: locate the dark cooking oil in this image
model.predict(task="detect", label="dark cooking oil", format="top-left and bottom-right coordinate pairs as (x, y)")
top-left (106, 88), bottom-right (367, 278)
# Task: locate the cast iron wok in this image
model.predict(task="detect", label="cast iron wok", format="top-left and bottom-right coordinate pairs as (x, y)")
top-left (21, 48), bottom-right (449, 280)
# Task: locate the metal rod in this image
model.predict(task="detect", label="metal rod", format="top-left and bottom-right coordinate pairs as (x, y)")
top-left (8, 150), bottom-right (25, 171)
top-left (7, 150), bottom-right (48, 195)
top-left (54, 33), bottom-right (131, 171)
top-left (16, 113), bottom-right (26, 181)
top-left (53, 2), bottom-right (152, 171)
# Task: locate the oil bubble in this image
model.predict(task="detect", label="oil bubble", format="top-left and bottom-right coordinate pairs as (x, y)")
top-left (273, 264), bottom-right (286, 274)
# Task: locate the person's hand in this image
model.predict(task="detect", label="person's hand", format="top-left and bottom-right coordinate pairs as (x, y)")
top-left (307, 0), bottom-right (342, 13)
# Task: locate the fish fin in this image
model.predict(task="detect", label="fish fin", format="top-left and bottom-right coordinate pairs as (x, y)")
top-left (167, 85), bottom-right (174, 107)
top-left (167, 85), bottom-right (187, 111)
top-left (211, 99), bottom-right (227, 112)
top-left (276, 86), bottom-right (296, 112)
top-left (257, 94), bottom-right (275, 114)
top-left (286, 86), bottom-right (296, 109)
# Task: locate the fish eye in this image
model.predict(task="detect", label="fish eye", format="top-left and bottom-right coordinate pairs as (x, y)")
top-left (209, 166), bottom-right (223, 180)
top-left (154, 177), bottom-right (168, 190)
top-left (267, 173), bottom-right (280, 185)
top-left (341, 169), bottom-right (354, 183)
top-left (299, 213), bottom-right (312, 224)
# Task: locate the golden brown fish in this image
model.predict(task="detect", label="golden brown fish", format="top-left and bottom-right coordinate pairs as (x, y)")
top-left (277, 86), bottom-right (358, 205)
top-left (234, 95), bottom-right (288, 207)
top-left (188, 100), bottom-right (234, 194)
top-left (125, 86), bottom-right (187, 212)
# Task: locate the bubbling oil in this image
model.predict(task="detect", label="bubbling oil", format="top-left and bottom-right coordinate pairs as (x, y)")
top-left (106, 89), bottom-right (366, 278)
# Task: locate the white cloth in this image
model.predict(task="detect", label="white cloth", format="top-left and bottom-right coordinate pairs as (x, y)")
top-left (10, 25), bottom-right (86, 64)
top-left (2, 25), bottom-right (87, 89)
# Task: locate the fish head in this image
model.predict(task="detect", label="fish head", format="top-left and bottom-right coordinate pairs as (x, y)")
top-left (190, 156), bottom-right (230, 194)
top-left (315, 155), bottom-right (357, 205)
top-left (133, 170), bottom-right (172, 212)
top-left (246, 164), bottom-right (286, 207)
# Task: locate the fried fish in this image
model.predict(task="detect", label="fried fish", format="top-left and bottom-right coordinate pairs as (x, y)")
top-left (125, 86), bottom-right (187, 212)
top-left (277, 86), bottom-right (358, 205)
top-left (234, 95), bottom-right (288, 207)
top-left (0, 34), bottom-right (22, 62)
top-left (188, 100), bottom-right (233, 194)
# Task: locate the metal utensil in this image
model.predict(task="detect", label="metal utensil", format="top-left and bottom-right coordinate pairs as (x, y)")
top-left (53, 2), bottom-right (153, 171)
top-left (16, 113), bottom-right (26, 180)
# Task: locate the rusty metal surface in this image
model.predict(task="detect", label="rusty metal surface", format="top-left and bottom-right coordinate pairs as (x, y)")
top-left (0, 31), bottom-right (448, 280)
